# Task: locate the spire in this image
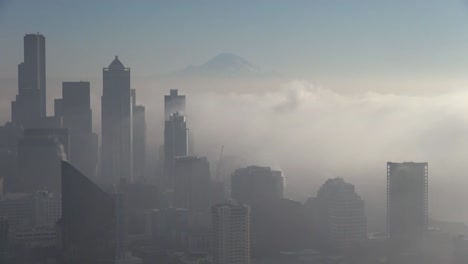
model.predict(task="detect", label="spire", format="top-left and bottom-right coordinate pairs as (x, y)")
top-left (108, 56), bottom-right (125, 70)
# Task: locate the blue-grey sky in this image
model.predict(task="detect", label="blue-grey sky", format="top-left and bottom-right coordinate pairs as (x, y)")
top-left (2, 0), bottom-right (468, 83)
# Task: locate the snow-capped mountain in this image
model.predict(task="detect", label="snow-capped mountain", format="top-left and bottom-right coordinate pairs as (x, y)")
top-left (178, 53), bottom-right (268, 77)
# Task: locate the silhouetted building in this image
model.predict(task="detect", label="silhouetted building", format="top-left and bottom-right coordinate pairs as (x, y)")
top-left (11, 33), bottom-right (46, 128)
top-left (164, 112), bottom-right (188, 190)
top-left (387, 162), bottom-right (428, 256)
top-left (315, 178), bottom-right (366, 252)
top-left (61, 161), bottom-right (116, 264)
top-left (131, 89), bottom-right (146, 181)
top-left (164, 89), bottom-right (186, 120)
top-left (62, 81), bottom-right (98, 177)
top-left (150, 208), bottom-right (189, 249)
top-left (174, 156), bottom-right (211, 212)
top-left (231, 166), bottom-right (284, 206)
top-left (101, 56), bottom-right (132, 183)
top-left (18, 128), bottom-right (69, 192)
top-left (54, 98), bottom-right (63, 117)
top-left (0, 218), bottom-right (8, 263)
top-left (0, 123), bottom-right (22, 192)
top-left (212, 200), bottom-right (250, 264)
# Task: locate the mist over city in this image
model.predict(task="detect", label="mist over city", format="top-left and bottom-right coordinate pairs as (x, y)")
top-left (2, 1), bottom-right (468, 264)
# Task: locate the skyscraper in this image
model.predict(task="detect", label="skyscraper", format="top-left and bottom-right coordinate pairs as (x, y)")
top-left (12, 33), bottom-right (46, 127)
top-left (131, 89), bottom-right (146, 181)
top-left (164, 112), bottom-right (188, 190)
top-left (212, 200), bottom-right (250, 264)
top-left (61, 81), bottom-right (98, 178)
top-left (101, 56), bottom-right (132, 184)
top-left (231, 166), bottom-right (284, 206)
top-left (164, 89), bottom-right (186, 120)
top-left (61, 161), bottom-right (116, 264)
top-left (174, 156), bottom-right (211, 212)
top-left (315, 178), bottom-right (366, 252)
top-left (387, 162), bottom-right (428, 255)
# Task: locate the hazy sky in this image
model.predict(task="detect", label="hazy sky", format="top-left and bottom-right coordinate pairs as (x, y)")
top-left (2, 0), bottom-right (468, 85)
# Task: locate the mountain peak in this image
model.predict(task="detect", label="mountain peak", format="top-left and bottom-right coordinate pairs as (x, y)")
top-left (179, 53), bottom-right (263, 77)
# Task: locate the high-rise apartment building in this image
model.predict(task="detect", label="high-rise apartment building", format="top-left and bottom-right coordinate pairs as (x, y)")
top-left (131, 89), bottom-right (146, 181)
top-left (231, 166), bottom-right (284, 205)
top-left (387, 162), bottom-right (428, 254)
top-left (101, 56), bottom-right (132, 183)
top-left (212, 200), bottom-right (250, 264)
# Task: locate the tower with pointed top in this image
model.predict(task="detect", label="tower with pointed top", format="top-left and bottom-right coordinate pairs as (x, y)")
top-left (101, 56), bottom-right (132, 184)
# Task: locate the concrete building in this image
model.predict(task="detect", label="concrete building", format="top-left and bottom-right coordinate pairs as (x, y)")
top-left (164, 89), bottom-right (186, 120)
top-left (231, 166), bottom-right (284, 206)
top-left (11, 33), bottom-right (46, 128)
top-left (101, 56), bottom-right (132, 184)
top-left (387, 162), bottom-right (428, 256)
top-left (315, 178), bottom-right (367, 252)
top-left (212, 200), bottom-right (250, 264)
top-left (174, 156), bottom-right (211, 212)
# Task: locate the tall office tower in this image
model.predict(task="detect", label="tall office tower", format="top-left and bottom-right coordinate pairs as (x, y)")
top-left (212, 201), bottom-right (250, 264)
top-left (173, 156), bottom-right (211, 211)
top-left (131, 89), bottom-right (146, 181)
top-left (18, 128), bottom-right (69, 192)
top-left (61, 161), bottom-right (116, 264)
top-left (231, 166), bottom-right (284, 206)
top-left (315, 178), bottom-right (366, 252)
top-left (11, 34), bottom-right (46, 128)
top-left (387, 162), bottom-right (428, 255)
top-left (101, 56), bottom-right (132, 184)
top-left (164, 89), bottom-right (186, 120)
top-left (164, 113), bottom-right (188, 190)
top-left (62, 82), bottom-right (98, 178)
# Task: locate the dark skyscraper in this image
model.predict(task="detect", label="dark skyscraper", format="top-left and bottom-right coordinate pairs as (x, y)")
top-left (387, 162), bottom-right (428, 256)
top-left (164, 112), bottom-right (188, 190)
top-left (131, 89), bottom-right (146, 181)
top-left (174, 156), bottom-right (211, 212)
top-left (61, 161), bottom-right (116, 264)
top-left (62, 82), bottom-right (98, 178)
top-left (101, 56), bottom-right (132, 184)
top-left (231, 166), bottom-right (284, 206)
top-left (164, 89), bottom-right (186, 120)
top-left (12, 33), bottom-right (46, 127)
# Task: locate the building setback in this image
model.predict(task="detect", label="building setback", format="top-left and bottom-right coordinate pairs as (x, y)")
top-left (101, 56), bottom-right (132, 183)
top-left (12, 33), bottom-right (46, 127)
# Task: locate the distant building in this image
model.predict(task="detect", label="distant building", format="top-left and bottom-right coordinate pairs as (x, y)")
top-left (212, 200), bottom-right (250, 264)
top-left (61, 161), bottom-right (119, 264)
top-left (231, 166), bottom-right (284, 205)
top-left (101, 56), bottom-right (133, 184)
top-left (11, 33), bottom-right (46, 128)
top-left (0, 219), bottom-right (8, 263)
top-left (150, 208), bottom-right (189, 249)
top-left (131, 89), bottom-right (146, 181)
top-left (61, 81), bottom-right (98, 178)
top-left (174, 156), bottom-right (211, 212)
top-left (164, 89), bottom-right (186, 120)
top-left (387, 162), bottom-right (428, 255)
top-left (18, 128), bottom-right (69, 192)
top-left (315, 178), bottom-right (367, 252)
top-left (164, 112), bottom-right (188, 190)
